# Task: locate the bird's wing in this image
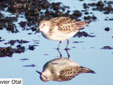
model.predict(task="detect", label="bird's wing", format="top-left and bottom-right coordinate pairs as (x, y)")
top-left (58, 66), bottom-right (81, 81)
top-left (50, 17), bottom-right (89, 34)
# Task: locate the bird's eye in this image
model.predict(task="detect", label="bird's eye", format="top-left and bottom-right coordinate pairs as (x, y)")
top-left (41, 24), bottom-right (45, 28)
top-left (43, 24), bottom-right (45, 26)
top-left (45, 76), bottom-right (48, 79)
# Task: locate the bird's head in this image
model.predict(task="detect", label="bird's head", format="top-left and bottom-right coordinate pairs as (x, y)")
top-left (35, 20), bottom-right (50, 34)
top-left (36, 70), bottom-right (51, 82)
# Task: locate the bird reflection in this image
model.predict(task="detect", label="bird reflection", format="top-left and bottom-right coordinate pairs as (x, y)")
top-left (36, 57), bottom-right (95, 82)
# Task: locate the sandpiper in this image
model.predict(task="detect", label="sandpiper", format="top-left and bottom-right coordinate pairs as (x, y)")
top-left (36, 58), bottom-right (95, 82)
top-left (36, 17), bottom-right (91, 49)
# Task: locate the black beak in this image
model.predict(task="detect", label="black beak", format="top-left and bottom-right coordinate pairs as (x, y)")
top-left (35, 29), bottom-right (40, 34)
top-left (36, 70), bottom-right (42, 75)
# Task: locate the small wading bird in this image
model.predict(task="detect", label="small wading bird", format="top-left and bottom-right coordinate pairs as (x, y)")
top-left (35, 17), bottom-right (91, 50)
top-left (36, 17), bottom-right (91, 49)
top-left (36, 58), bottom-right (95, 82)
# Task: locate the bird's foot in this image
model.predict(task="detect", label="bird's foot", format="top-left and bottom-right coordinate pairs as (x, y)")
top-left (64, 48), bottom-right (70, 50)
top-left (57, 48), bottom-right (60, 50)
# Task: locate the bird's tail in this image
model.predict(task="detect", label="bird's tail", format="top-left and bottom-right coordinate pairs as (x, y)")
top-left (77, 20), bottom-right (92, 29)
top-left (80, 66), bottom-right (96, 74)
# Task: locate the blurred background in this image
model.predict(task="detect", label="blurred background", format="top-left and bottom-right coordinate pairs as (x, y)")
top-left (0, 0), bottom-right (113, 85)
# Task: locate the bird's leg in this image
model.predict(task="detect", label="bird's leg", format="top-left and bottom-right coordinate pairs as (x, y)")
top-left (65, 40), bottom-right (69, 50)
top-left (65, 49), bottom-right (70, 59)
top-left (57, 48), bottom-right (62, 58)
top-left (57, 41), bottom-right (62, 50)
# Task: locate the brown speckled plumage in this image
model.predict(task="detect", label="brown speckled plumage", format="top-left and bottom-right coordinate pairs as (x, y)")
top-left (49, 17), bottom-right (90, 33)
top-left (53, 66), bottom-right (95, 81)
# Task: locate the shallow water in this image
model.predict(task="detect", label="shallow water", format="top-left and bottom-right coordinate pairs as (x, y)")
top-left (0, 0), bottom-right (113, 85)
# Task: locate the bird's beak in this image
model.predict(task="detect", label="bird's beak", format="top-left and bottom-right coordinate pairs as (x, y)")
top-left (36, 70), bottom-right (42, 75)
top-left (35, 29), bottom-right (40, 34)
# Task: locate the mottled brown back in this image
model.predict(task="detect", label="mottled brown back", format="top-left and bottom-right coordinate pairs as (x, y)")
top-left (57, 66), bottom-right (95, 81)
top-left (50, 17), bottom-right (90, 33)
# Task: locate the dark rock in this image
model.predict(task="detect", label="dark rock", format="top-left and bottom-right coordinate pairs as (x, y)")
top-left (83, 3), bottom-right (89, 9)
top-left (104, 27), bottom-right (110, 31)
top-left (5, 40), bottom-right (29, 46)
top-left (72, 10), bottom-right (82, 18)
top-left (15, 45), bottom-right (25, 53)
top-left (101, 46), bottom-right (113, 50)
top-left (29, 45), bottom-right (35, 50)
top-left (87, 1), bottom-right (113, 14)
top-left (19, 21), bottom-right (27, 28)
top-left (0, 47), bottom-right (14, 57)
top-left (84, 15), bottom-right (97, 20)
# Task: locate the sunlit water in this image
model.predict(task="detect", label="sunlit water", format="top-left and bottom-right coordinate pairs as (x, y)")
top-left (0, 0), bottom-right (113, 85)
